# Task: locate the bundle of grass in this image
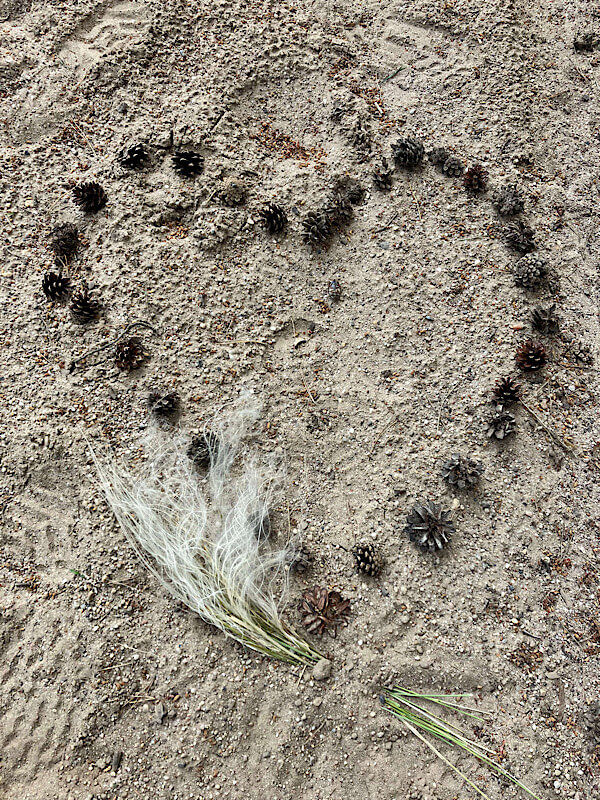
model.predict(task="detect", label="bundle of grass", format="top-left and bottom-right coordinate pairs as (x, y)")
top-left (94, 402), bottom-right (321, 665)
top-left (381, 687), bottom-right (542, 800)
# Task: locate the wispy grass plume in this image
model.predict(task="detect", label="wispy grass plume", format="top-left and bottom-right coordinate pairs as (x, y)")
top-left (93, 400), bottom-right (321, 666)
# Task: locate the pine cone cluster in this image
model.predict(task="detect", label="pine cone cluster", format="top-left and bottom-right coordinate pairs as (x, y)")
top-left (492, 376), bottom-right (521, 408)
top-left (405, 502), bottom-right (455, 552)
top-left (392, 137), bottom-right (424, 168)
top-left (441, 454), bottom-right (483, 490)
top-left (258, 202), bottom-right (287, 234)
top-left (463, 164), bottom-right (488, 193)
top-left (42, 271), bottom-right (70, 301)
top-left (513, 254), bottom-right (547, 290)
top-left (504, 221), bottom-right (535, 254)
top-left (49, 222), bottom-right (79, 263)
top-left (531, 304), bottom-right (560, 335)
top-left (172, 150), bottom-right (204, 177)
top-left (352, 543), bottom-right (384, 577)
top-left (73, 181), bottom-right (107, 213)
top-left (493, 185), bottom-right (524, 216)
top-left (115, 337), bottom-right (149, 371)
top-left (373, 158), bottom-right (393, 191)
top-left (299, 585), bottom-right (350, 637)
top-left (147, 390), bottom-right (180, 417)
top-left (486, 411), bottom-right (516, 440)
top-left (187, 431), bottom-right (220, 470)
top-left (515, 339), bottom-right (547, 371)
top-left (119, 143), bottom-right (148, 169)
top-left (70, 286), bottom-right (101, 323)
top-left (220, 177), bottom-right (246, 206)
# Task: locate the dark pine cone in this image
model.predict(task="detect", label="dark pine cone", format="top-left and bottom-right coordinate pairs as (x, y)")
top-left (327, 190), bottom-right (354, 226)
top-left (115, 337), bottom-right (150, 371)
top-left (531, 304), bottom-right (560, 335)
top-left (441, 454), bottom-right (484, 490)
top-left (441, 155), bottom-right (464, 178)
top-left (492, 376), bottom-right (522, 408)
top-left (72, 182), bottom-right (107, 213)
top-left (258, 202), bottom-right (287, 234)
top-left (513, 254), bottom-right (547, 290)
top-left (463, 164), bottom-right (488, 193)
top-left (147, 390), bottom-right (180, 417)
top-left (373, 158), bottom-right (393, 191)
top-left (405, 501), bottom-right (455, 552)
top-left (42, 271), bottom-right (70, 301)
top-left (187, 431), bottom-right (220, 471)
top-left (486, 411), bottom-right (516, 440)
top-left (172, 150), bottom-right (204, 177)
top-left (119, 142), bottom-right (148, 168)
top-left (504, 221), bottom-right (535, 254)
top-left (220, 177), bottom-right (246, 206)
top-left (49, 222), bottom-right (79, 263)
top-left (493, 185), bottom-right (524, 216)
top-left (299, 585), bottom-right (350, 637)
top-left (515, 339), bottom-right (547, 371)
top-left (303, 210), bottom-right (332, 247)
top-left (392, 137), bottom-right (424, 168)
top-left (328, 279), bottom-right (342, 302)
top-left (352, 543), bottom-right (384, 577)
top-left (70, 286), bottom-right (100, 323)
top-left (574, 31), bottom-right (598, 52)
top-left (286, 545), bottom-right (312, 574)
top-left (428, 147), bottom-right (449, 167)
top-left (343, 181), bottom-right (365, 205)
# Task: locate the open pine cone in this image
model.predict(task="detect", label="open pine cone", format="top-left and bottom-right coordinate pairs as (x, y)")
top-left (492, 376), bottom-right (521, 408)
top-left (70, 286), bottom-right (100, 323)
top-left (119, 142), bottom-right (148, 168)
top-left (486, 411), bottom-right (516, 440)
top-left (299, 585), bottom-right (350, 637)
top-left (504, 221), bottom-right (535, 254)
top-left (513, 254), bottom-right (547, 290)
top-left (187, 431), bottom-right (220, 471)
top-left (303, 210), bottom-right (331, 247)
top-left (115, 337), bottom-right (150, 371)
top-left (258, 202), bottom-right (287, 234)
top-left (373, 158), bottom-right (393, 190)
top-left (493, 185), bottom-right (524, 216)
top-left (352, 543), bottom-right (384, 577)
top-left (147, 390), bottom-right (180, 418)
top-left (515, 339), bottom-right (547, 371)
top-left (72, 181), bottom-right (107, 213)
top-left (441, 454), bottom-right (483, 490)
top-left (463, 164), bottom-right (488, 193)
top-left (42, 271), bottom-right (70, 302)
top-left (405, 502), bottom-right (455, 552)
top-left (531, 304), bottom-right (560, 335)
top-left (392, 137), bottom-right (424, 168)
top-left (172, 150), bottom-right (204, 177)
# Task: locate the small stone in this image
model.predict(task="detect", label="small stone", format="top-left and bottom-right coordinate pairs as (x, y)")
top-left (312, 658), bottom-right (332, 681)
top-left (154, 702), bottom-right (167, 723)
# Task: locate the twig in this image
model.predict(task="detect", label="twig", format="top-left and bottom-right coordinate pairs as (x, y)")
top-left (372, 212), bottom-right (398, 234)
top-left (230, 339), bottom-right (269, 346)
top-left (69, 321), bottom-right (159, 372)
top-left (301, 374), bottom-right (317, 403)
top-left (409, 184), bottom-right (422, 220)
top-left (520, 400), bottom-right (576, 453)
top-left (369, 414), bottom-right (400, 456)
top-left (382, 65), bottom-right (406, 83)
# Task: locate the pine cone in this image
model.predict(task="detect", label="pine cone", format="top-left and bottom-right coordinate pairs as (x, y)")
top-left (574, 31), bottom-right (598, 53)
top-left (515, 339), bottom-right (547, 371)
top-left (347, 116), bottom-right (372, 160)
top-left (441, 454), bottom-right (483, 490)
top-left (258, 202), bottom-right (287, 234)
top-left (220, 177), bottom-right (246, 206)
top-left (286, 545), bottom-right (312, 574)
top-left (352, 543), bottom-right (384, 577)
top-left (493, 185), bottom-right (524, 216)
top-left (342, 181), bottom-right (365, 205)
top-left (328, 279), bottom-right (342, 301)
top-left (504, 221), bottom-right (535, 254)
top-left (486, 411), bottom-right (516, 440)
top-left (119, 143), bottom-right (148, 168)
top-left (303, 210), bottom-right (332, 247)
top-left (463, 164), bottom-right (488, 193)
top-left (187, 431), bottom-right (220, 471)
top-left (428, 147), bottom-right (449, 167)
top-left (42, 271), bottom-right (70, 301)
top-left (115, 338), bottom-right (149, 371)
top-left (172, 150), bottom-right (204, 177)
top-left (72, 182), bottom-right (107, 213)
top-left (531, 304), bottom-right (560, 335)
top-left (441, 156), bottom-right (464, 178)
top-left (373, 158), bottom-right (393, 191)
top-left (492, 376), bottom-right (521, 408)
top-left (299, 585), bottom-right (350, 637)
top-left (49, 222), bottom-right (79, 263)
top-left (513, 254), bottom-right (547, 290)
top-left (70, 286), bottom-right (100, 323)
top-left (147, 390), bottom-right (180, 417)
top-left (405, 502), bottom-right (455, 552)
top-left (584, 701), bottom-right (600, 744)
top-left (566, 341), bottom-right (594, 367)
top-left (392, 137), bottom-right (424, 168)
top-left (327, 190), bottom-right (354, 226)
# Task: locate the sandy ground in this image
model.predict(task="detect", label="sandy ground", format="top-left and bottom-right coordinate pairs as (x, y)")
top-left (1, 1), bottom-right (599, 798)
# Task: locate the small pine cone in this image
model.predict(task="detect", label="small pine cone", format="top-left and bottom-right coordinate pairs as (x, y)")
top-left (441, 454), bottom-right (484, 490)
top-left (348, 116), bottom-right (372, 159)
top-left (258, 202), bottom-right (287, 234)
top-left (405, 501), bottom-right (455, 552)
top-left (486, 411), bottom-right (516, 440)
top-left (299, 585), bottom-right (350, 637)
top-left (42, 271), bottom-right (70, 301)
top-left (72, 181), bottom-right (107, 213)
top-left (172, 150), bottom-right (204, 177)
top-left (392, 137), bottom-right (424, 168)
top-left (492, 376), bottom-right (522, 408)
top-left (220, 177), bottom-right (246, 206)
top-left (352, 543), bottom-right (384, 577)
top-left (328, 191), bottom-right (354, 226)
top-left (373, 158), bottom-right (393, 191)
top-left (428, 147), bottom-right (450, 167)
top-left (493, 185), bottom-right (524, 216)
top-left (515, 339), bottom-right (547, 371)
top-left (119, 143), bottom-right (148, 168)
top-left (49, 222), bottom-right (79, 263)
top-left (531, 304), bottom-right (560, 335)
top-left (303, 210), bottom-right (331, 247)
top-left (115, 337), bottom-right (149, 371)
top-left (574, 31), bottom-right (598, 53)
top-left (441, 156), bottom-right (464, 178)
top-left (147, 390), bottom-right (180, 417)
top-left (328, 279), bottom-right (342, 301)
top-left (286, 545), bottom-right (312, 574)
top-left (70, 286), bottom-right (100, 323)
top-left (513, 254), bottom-right (547, 290)
top-left (584, 701), bottom-right (600, 744)
top-left (463, 164), bottom-right (488, 193)
top-left (504, 221), bottom-right (536, 254)
top-left (187, 431), bottom-right (220, 471)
